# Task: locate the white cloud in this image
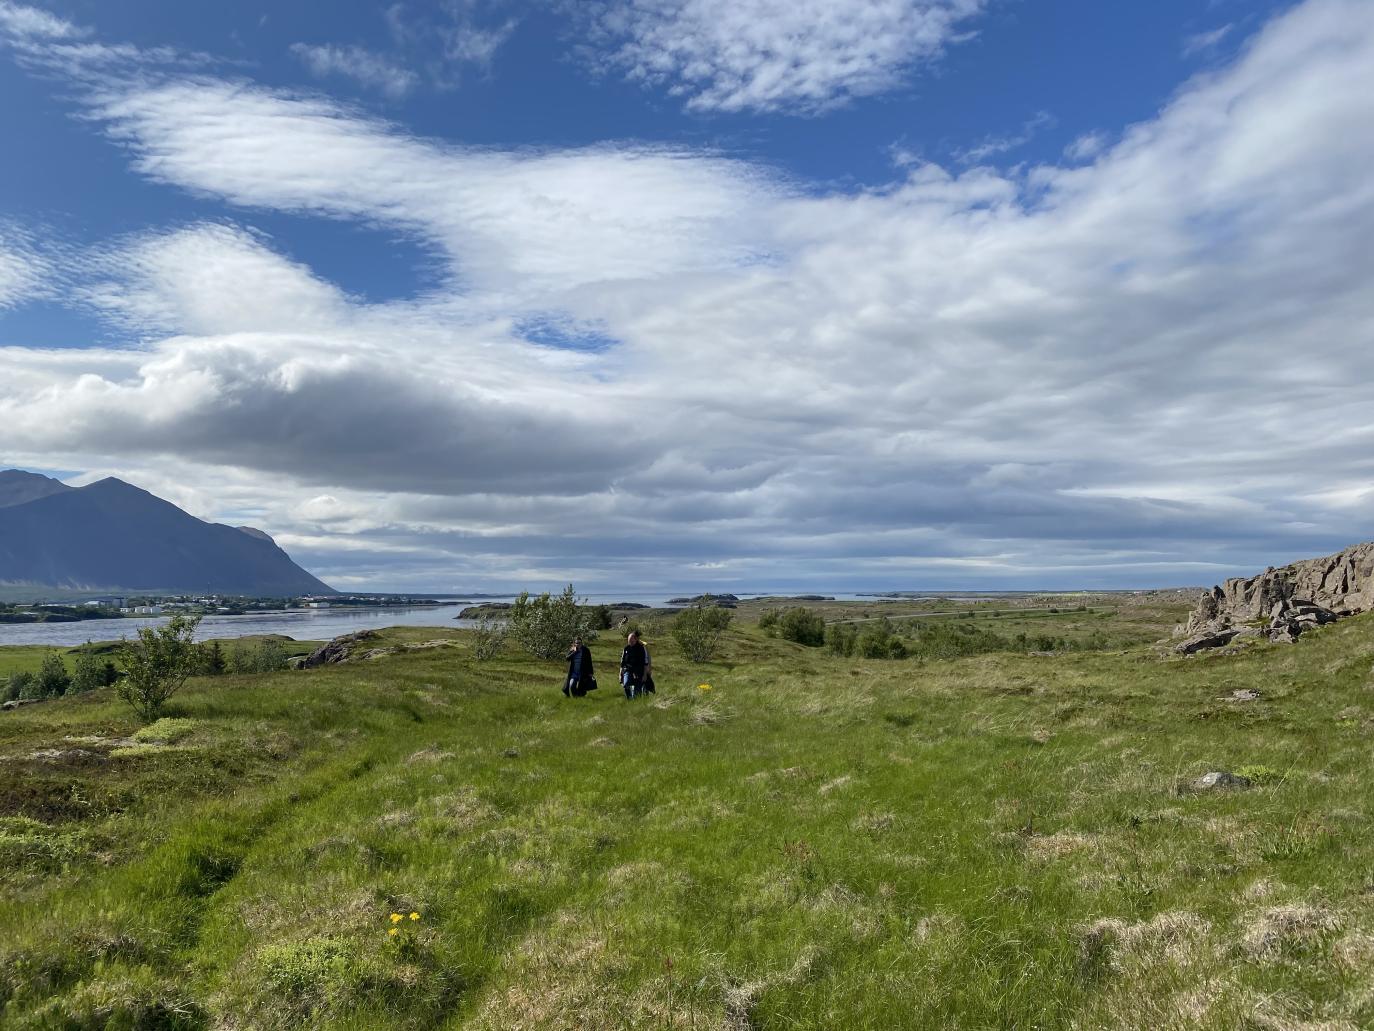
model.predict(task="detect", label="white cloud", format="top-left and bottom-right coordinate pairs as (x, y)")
top-left (1183, 24), bottom-right (1233, 57)
top-left (289, 43), bottom-right (419, 99)
top-left (578, 0), bottom-right (986, 115)
top-left (0, 1), bottom-right (85, 40)
top-left (2, 0), bottom-right (1374, 590)
top-left (0, 225), bottom-right (49, 309)
top-left (1063, 130), bottom-right (1107, 163)
top-left (954, 110), bottom-right (1055, 165)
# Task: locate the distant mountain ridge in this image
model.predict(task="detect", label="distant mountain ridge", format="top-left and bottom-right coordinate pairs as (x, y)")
top-left (0, 470), bottom-right (335, 596)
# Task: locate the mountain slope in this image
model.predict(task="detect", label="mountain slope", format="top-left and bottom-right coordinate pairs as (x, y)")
top-left (0, 469), bottom-right (73, 509)
top-left (0, 474), bottom-right (334, 595)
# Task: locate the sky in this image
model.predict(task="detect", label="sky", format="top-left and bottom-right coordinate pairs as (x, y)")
top-left (0, 0), bottom-right (1371, 594)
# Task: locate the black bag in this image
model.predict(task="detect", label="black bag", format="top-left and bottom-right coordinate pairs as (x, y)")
top-left (644, 672), bottom-right (655, 694)
top-left (585, 675), bottom-right (598, 693)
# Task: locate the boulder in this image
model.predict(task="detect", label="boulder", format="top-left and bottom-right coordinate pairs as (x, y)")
top-left (1191, 771), bottom-right (1252, 791)
top-left (303, 630), bottom-right (381, 667)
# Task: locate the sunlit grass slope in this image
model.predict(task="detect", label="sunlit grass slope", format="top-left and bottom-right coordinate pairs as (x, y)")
top-left (1, 612), bottom-right (1372, 1029)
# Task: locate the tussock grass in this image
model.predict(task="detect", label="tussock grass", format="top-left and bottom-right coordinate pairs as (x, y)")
top-left (0, 615), bottom-right (1372, 1028)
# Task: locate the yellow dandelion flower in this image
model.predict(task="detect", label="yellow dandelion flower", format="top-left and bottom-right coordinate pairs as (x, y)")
top-left (698, 683), bottom-right (712, 691)
top-left (388, 927), bottom-right (399, 936)
top-left (409, 912), bottom-right (420, 921)
top-left (390, 913), bottom-right (403, 923)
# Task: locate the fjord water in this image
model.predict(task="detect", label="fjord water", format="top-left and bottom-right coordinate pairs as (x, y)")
top-left (0, 591), bottom-right (970, 646)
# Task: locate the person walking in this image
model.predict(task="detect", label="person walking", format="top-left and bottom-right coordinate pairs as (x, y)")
top-left (619, 630), bottom-right (650, 699)
top-left (564, 636), bottom-right (594, 697)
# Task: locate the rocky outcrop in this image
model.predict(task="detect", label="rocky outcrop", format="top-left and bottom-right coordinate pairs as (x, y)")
top-left (302, 630), bottom-right (380, 667)
top-left (1174, 541), bottom-right (1374, 654)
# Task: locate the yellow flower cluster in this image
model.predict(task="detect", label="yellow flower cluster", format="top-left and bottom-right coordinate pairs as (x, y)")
top-left (698, 683), bottom-right (713, 691)
top-left (386, 911), bottom-right (421, 937)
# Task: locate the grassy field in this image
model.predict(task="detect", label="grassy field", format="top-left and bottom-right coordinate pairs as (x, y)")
top-left (1, 600), bottom-right (1371, 1029)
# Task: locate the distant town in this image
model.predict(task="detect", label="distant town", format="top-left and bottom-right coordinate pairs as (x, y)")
top-left (0, 595), bottom-right (461, 624)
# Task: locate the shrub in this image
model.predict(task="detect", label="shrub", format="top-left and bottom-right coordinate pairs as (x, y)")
top-left (117, 613), bottom-right (202, 722)
top-left (229, 639), bottom-right (288, 674)
top-left (857, 625), bottom-right (894, 659)
top-left (825, 623), bottom-right (857, 657)
top-left (508, 584), bottom-right (600, 660)
top-left (471, 610), bottom-right (508, 661)
top-left (758, 608), bottom-right (781, 634)
top-left (199, 640), bottom-right (228, 676)
top-left (777, 607), bottom-right (826, 647)
top-left (672, 605), bottom-right (733, 662)
top-left (35, 652), bottom-right (71, 698)
top-left (70, 647), bottom-right (106, 694)
top-left (9, 670), bottom-right (36, 701)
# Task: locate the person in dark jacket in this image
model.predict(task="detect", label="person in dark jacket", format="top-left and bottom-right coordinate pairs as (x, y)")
top-left (619, 630), bottom-right (650, 699)
top-left (564, 636), bottom-right (594, 697)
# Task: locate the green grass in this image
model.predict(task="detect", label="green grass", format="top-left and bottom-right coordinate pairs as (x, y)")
top-left (1, 610), bottom-right (1372, 1029)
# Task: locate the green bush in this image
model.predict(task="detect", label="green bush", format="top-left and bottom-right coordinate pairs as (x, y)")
top-left (508, 584), bottom-right (600, 660)
top-left (672, 605), bottom-right (733, 662)
top-left (70, 647), bottom-right (106, 694)
top-left (229, 639), bottom-right (287, 674)
top-left (471, 610), bottom-right (509, 661)
top-left (36, 652), bottom-right (70, 698)
top-left (825, 623), bottom-right (857, 656)
top-left (117, 613), bottom-right (202, 722)
top-left (857, 625), bottom-right (895, 659)
top-left (12, 670), bottom-right (39, 700)
top-left (777, 607), bottom-right (826, 647)
top-left (758, 608), bottom-right (781, 634)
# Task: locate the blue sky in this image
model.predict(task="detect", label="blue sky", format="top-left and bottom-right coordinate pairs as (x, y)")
top-left (1, 0), bottom-right (1371, 593)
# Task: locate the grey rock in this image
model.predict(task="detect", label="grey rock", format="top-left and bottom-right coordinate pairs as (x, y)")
top-left (1175, 629), bottom-right (1241, 654)
top-left (1225, 689), bottom-right (1261, 702)
top-left (302, 630), bottom-right (381, 668)
top-left (1191, 770), bottom-right (1252, 791)
top-left (1, 698), bottom-right (42, 711)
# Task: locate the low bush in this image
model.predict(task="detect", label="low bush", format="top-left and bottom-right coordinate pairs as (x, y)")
top-left (777, 607), bottom-right (826, 647)
top-left (673, 605), bottom-right (733, 662)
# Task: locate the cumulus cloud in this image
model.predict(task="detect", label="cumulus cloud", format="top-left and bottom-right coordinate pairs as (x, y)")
top-left (2, 0), bottom-right (1373, 590)
top-left (577, 0), bottom-right (986, 115)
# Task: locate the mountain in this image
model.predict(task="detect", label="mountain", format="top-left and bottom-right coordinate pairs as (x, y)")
top-left (0, 472), bottom-right (335, 596)
top-left (0, 469), bottom-right (73, 509)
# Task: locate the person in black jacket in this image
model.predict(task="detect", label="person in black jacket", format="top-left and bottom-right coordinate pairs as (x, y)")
top-left (564, 636), bottom-right (594, 697)
top-left (619, 630), bottom-right (651, 699)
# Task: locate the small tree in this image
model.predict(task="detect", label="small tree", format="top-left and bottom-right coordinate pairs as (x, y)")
top-left (672, 605), bottom-right (732, 662)
top-left (36, 652), bottom-right (71, 698)
top-left (508, 585), bottom-right (600, 660)
top-left (471, 610), bottom-right (508, 660)
top-left (117, 613), bottom-right (202, 721)
top-left (70, 647), bottom-right (106, 694)
top-left (778, 607), bottom-right (826, 647)
top-left (200, 640), bottom-right (228, 676)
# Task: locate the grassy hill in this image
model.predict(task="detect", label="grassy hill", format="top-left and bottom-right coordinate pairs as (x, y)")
top-left (1, 601), bottom-right (1371, 1029)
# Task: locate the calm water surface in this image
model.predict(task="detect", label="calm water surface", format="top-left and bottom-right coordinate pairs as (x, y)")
top-left (0, 590), bottom-right (1010, 646)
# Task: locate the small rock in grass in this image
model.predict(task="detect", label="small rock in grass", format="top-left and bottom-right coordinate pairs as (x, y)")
top-left (1190, 770), bottom-right (1252, 792)
top-left (1224, 688), bottom-right (1261, 702)
top-left (501, 747), bottom-right (520, 758)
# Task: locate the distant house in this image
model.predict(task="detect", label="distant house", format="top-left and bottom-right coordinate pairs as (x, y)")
top-left (132, 605), bottom-right (162, 615)
top-left (307, 601), bottom-right (331, 608)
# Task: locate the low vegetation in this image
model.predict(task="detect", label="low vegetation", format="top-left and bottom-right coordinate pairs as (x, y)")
top-left (1, 597), bottom-right (1371, 1028)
